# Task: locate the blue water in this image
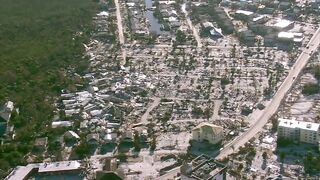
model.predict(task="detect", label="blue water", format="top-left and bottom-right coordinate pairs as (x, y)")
top-left (145, 0), bottom-right (162, 34)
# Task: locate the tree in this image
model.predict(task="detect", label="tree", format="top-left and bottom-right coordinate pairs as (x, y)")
top-left (74, 140), bottom-right (90, 159)
top-left (314, 65), bottom-right (320, 80)
top-left (280, 152), bottom-right (286, 163)
top-left (203, 107), bottom-right (211, 119)
top-left (302, 83), bottom-right (320, 95)
top-left (175, 30), bottom-right (186, 44)
top-left (133, 131), bottom-right (141, 151)
top-left (230, 44), bottom-right (236, 58)
top-left (303, 151), bottom-right (314, 174)
top-left (150, 135), bottom-right (156, 151)
top-left (117, 152), bottom-right (127, 162)
top-left (262, 151), bottom-right (268, 160)
top-left (271, 116), bottom-right (278, 132)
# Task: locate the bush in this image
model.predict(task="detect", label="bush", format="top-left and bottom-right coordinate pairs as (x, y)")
top-left (277, 138), bottom-right (293, 147)
top-left (302, 83), bottom-right (320, 95)
top-left (257, 103), bottom-right (265, 110)
top-left (241, 107), bottom-right (252, 116)
top-left (117, 153), bottom-right (127, 162)
top-left (314, 65), bottom-right (320, 80)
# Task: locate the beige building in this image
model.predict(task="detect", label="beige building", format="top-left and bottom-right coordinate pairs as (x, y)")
top-left (278, 118), bottom-right (320, 145)
top-left (192, 123), bottom-right (224, 144)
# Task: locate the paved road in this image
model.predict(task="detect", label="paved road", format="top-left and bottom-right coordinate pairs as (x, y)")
top-left (216, 27), bottom-right (320, 160)
top-left (114, 0), bottom-right (126, 63)
top-left (114, 0), bottom-right (124, 44)
top-left (140, 97), bottom-right (161, 124)
top-left (182, 3), bottom-right (202, 48)
top-left (140, 43), bottom-right (276, 50)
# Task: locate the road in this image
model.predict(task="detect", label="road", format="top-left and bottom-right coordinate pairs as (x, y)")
top-left (114, 0), bottom-right (126, 63)
top-left (216, 27), bottom-right (320, 160)
top-left (140, 97), bottom-right (161, 124)
top-left (141, 43), bottom-right (276, 50)
top-left (114, 0), bottom-right (124, 44)
top-left (181, 3), bottom-right (202, 48)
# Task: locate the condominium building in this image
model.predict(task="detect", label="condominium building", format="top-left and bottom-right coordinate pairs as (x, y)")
top-left (277, 118), bottom-right (320, 145)
top-left (192, 122), bottom-right (224, 144)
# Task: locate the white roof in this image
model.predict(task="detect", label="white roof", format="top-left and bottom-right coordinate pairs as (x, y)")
top-left (105, 133), bottom-right (117, 141)
top-left (52, 121), bottom-right (73, 128)
top-left (203, 22), bottom-right (214, 28)
top-left (278, 118), bottom-right (320, 132)
top-left (6, 101), bottom-right (14, 111)
top-left (253, 15), bottom-right (266, 22)
top-left (210, 27), bottom-right (223, 37)
top-left (293, 37), bottom-right (303, 42)
top-left (126, 2), bottom-right (135, 7)
top-left (97, 11), bottom-right (109, 16)
top-left (278, 32), bottom-right (294, 39)
top-left (168, 16), bottom-right (178, 22)
top-left (236, 10), bottom-right (254, 16)
top-left (90, 109), bottom-right (102, 117)
top-left (66, 130), bottom-right (80, 139)
top-left (38, 161), bottom-right (81, 173)
top-left (5, 164), bottom-right (40, 180)
top-left (274, 19), bottom-right (293, 29)
top-left (278, 32), bottom-right (303, 39)
top-left (65, 109), bottom-right (80, 116)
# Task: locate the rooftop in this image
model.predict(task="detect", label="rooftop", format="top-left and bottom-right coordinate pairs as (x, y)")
top-left (273, 19), bottom-right (293, 29)
top-left (278, 32), bottom-right (303, 39)
top-left (235, 10), bottom-right (254, 16)
top-left (181, 154), bottom-right (226, 180)
top-left (193, 122), bottom-right (224, 134)
top-left (278, 118), bottom-right (320, 132)
top-left (38, 161), bottom-right (82, 173)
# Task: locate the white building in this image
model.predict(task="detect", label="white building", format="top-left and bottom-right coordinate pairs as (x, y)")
top-left (271, 19), bottom-right (294, 30)
top-left (235, 10), bottom-right (254, 17)
top-left (278, 32), bottom-right (303, 43)
top-left (278, 118), bottom-right (320, 145)
top-left (192, 122), bottom-right (224, 144)
top-left (52, 121), bottom-right (73, 128)
top-left (0, 101), bottom-right (14, 122)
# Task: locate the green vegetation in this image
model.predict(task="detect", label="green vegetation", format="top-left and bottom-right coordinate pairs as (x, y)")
top-left (314, 65), bottom-right (320, 81)
top-left (116, 152), bottom-right (128, 162)
top-left (175, 30), bottom-right (187, 45)
top-left (150, 135), bottom-right (157, 151)
top-left (0, 0), bottom-right (98, 177)
top-left (303, 152), bottom-right (320, 174)
top-left (277, 138), bottom-right (293, 147)
top-left (302, 83), bottom-right (320, 95)
top-left (271, 116), bottom-right (278, 132)
top-left (262, 151), bottom-right (268, 160)
top-left (133, 131), bottom-right (141, 151)
top-left (241, 107), bottom-right (253, 116)
top-left (189, 2), bottom-right (234, 35)
top-left (74, 139), bottom-right (90, 159)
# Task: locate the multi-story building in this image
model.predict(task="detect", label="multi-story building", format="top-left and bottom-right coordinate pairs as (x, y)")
top-left (192, 123), bottom-right (224, 145)
top-left (180, 154), bottom-right (227, 180)
top-left (277, 118), bottom-right (320, 145)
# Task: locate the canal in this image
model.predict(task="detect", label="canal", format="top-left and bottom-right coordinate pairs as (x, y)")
top-left (144, 0), bottom-right (163, 34)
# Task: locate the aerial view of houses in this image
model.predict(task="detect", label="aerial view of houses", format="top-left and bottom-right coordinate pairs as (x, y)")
top-left (0, 0), bottom-right (320, 179)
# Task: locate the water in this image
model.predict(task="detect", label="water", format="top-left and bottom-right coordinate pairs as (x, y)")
top-left (144, 0), bottom-right (162, 34)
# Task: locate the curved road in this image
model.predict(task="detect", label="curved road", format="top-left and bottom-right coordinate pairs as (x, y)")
top-left (216, 27), bottom-right (320, 160)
